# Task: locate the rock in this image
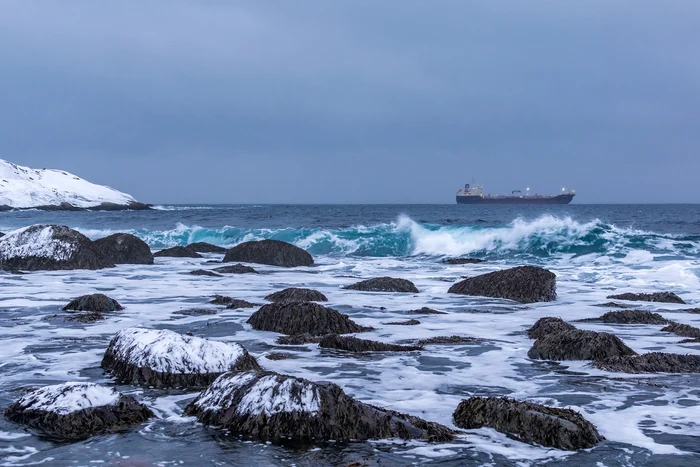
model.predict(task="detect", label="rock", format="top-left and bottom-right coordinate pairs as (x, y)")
top-left (418, 336), bottom-right (481, 345)
top-left (184, 370), bottom-right (454, 443)
top-left (526, 317), bottom-right (576, 339)
top-left (154, 246), bottom-right (202, 258)
top-left (210, 295), bottom-right (235, 305)
top-left (661, 322), bottom-right (700, 339)
top-left (319, 334), bottom-right (423, 352)
top-left (276, 334), bottom-right (326, 345)
top-left (528, 329), bottom-right (636, 361)
top-left (63, 293), bottom-right (124, 312)
top-left (213, 264), bottom-right (259, 274)
top-left (448, 266), bottom-right (556, 304)
top-left (452, 397), bottom-right (603, 450)
top-left (266, 353), bottom-right (297, 361)
top-left (577, 310), bottom-right (669, 325)
top-left (4, 382), bottom-right (153, 439)
top-left (593, 302), bottom-right (633, 309)
top-left (173, 308), bottom-right (218, 316)
top-left (593, 352), bottom-right (700, 373)
top-left (344, 277), bottom-right (419, 293)
top-left (384, 319), bottom-right (421, 325)
top-left (441, 258), bottom-right (485, 265)
top-left (407, 307), bottom-right (447, 315)
top-left (606, 292), bottom-right (685, 304)
top-left (264, 287), bottom-right (328, 304)
top-left (225, 300), bottom-right (258, 309)
top-left (223, 239), bottom-right (313, 267)
top-left (0, 225), bottom-right (114, 271)
top-left (247, 302), bottom-right (371, 336)
top-left (189, 269), bottom-right (223, 277)
top-left (685, 308), bottom-right (700, 314)
top-left (0, 232), bottom-right (4, 238)
top-left (66, 311), bottom-right (107, 323)
top-left (101, 327), bottom-right (261, 388)
top-left (93, 233), bottom-right (154, 265)
top-left (186, 242), bottom-right (228, 253)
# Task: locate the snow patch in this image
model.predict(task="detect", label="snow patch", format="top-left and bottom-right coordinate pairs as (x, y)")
top-left (0, 225), bottom-right (76, 260)
top-left (14, 382), bottom-right (119, 415)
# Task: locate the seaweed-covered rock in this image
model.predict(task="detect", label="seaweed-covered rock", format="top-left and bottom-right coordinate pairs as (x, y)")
top-left (452, 397), bottom-right (603, 450)
top-left (526, 317), bottom-right (576, 339)
top-left (93, 233), bottom-right (154, 265)
top-left (593, 352), bottom-right (700, 373)
top-left (319, 334), bottom-right (422, 352)
top-left (101, 328), bottom-right (261, 388)
top-left (4, 382), bottom-right (153, 439)
top-left (186, 242), bottom-right (228, 253)
top-left (344, 277), bottom-right (419, 293)
top-left (0, 225), bottom-right (114, 271)
top-left (154, 246), bottom-right (202, 258)
top-left (606, 292), bottom-right (685, 304)
top-left (189, 269), bottom-right (222, 277)
top-left (63, 294), bottom-right (124, 312)
top-left (247, 302), bottom-right (371, 336)
top-left (384, 319), bottom-right (421, 326)
top-left (223, 240), bottom-right (313, 267)
top-left (213, 264), bottom-right (259, 274)
top-left (225, 300), bottom-right (258, 309)
top-left (418, 336), bottom-right (481, 345)
top-left (577, 310), bottom-right (669, 325)
top-left (276, 334), bottom-right (326, 345)
top-left (448, 266), bottom-right (556, 304)
top-left (407, 307), bottom-right (447, 315)
top-left (441, 258), bottom-right (485, 265)
top-left (265, 288), bottom-right (328, 304)
top-left (528, 329), bottom-right (636, 361)
top-left (661, 322), bottom-right (700, 339)
top-left (185, 370), bottom-right (454, 443)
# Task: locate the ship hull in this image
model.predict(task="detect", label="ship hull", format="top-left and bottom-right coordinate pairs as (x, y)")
top-left (456, 194), bottom-right (574, 205)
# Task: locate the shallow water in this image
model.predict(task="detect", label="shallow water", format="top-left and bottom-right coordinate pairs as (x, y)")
top-left (1, 204), bottom-right (699, 466)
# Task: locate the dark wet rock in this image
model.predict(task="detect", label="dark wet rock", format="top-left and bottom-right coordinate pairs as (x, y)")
top-left (441, 258), bottom-right (485, 265)
top-left (189, 269), bottom-right (223, 277)
top-left (418, 336), bottom-right (481, 345)
top-left (266, 353), bottom-right (297, 361)
top-left (264, 287), bottom-right (328, 304)
top-left (93, 233), bottom-right (154, 265)
top-left (661, 322), bottom-right (700, 339)
top-left (685, 308), bottom-right (700, 314)
top-left (154, 246), bottom-right (202, 258)
top-left (173, 308), bottom-right (218, 316)
top-left (0, 232), bottom-right (4, 238)
top-left (101, 327), bottom-right (261, 389)
top-left (344, 277), bottom-right (419, 293)
top-left (223, 239), bottom-right (313, 267)
top-left (185, 370), bottom-right (454, 443)
top-left (407, 307), bottom-right (447, 315)
top-left (4, 382), bottom-right (153, 439)
top-left (528, 329), bottom-right (636, 361)
top-left (225, 300), bottom-right (258, 309)
top-left (319, 334), bottom-right (423, 352)
top-left (0, 225), bottom-right (114, 271)
top-left (66, 311), bottom-right (106, 323)
top-left (679, 338), bottom-right (700, 344)
top-left (247, 302), bottom-right (372, 336)
top-left (452, 397), bottom-right (603, 450)
top-left (577, 310), bottom-right (670, 325)
top-left (526, 317), bottom-right (576, 339)
top-left (606, 292), bottom-right (685, 304)
top-left (384, 319), bottom-right (421, 326)
top-left (276, 334), bottom-right (326, 345)
top-left (593, 352), bottom-right (700, 373)
top-left (213, 264), bottom-right (259, 274)
top-left (448, 266), bottom-right (556, 304)
top-left (186, 242), bottom-right (228, 253)
top-left (593, 302), bottom-right (634, 309)
top-left (210, 295), bottom-right (235, 305)
top-left (63, 294), bottom-right (124, 312)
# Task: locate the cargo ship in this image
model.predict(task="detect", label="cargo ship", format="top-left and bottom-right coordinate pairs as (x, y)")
top-left (456, 184), bottom-right (575, 204)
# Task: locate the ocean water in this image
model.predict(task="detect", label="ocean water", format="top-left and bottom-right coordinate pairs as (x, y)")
top-left (0, 204), bottom-right (699, 466)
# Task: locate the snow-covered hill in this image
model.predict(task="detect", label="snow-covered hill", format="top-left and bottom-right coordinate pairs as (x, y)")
top-left (0, 159), bottom-right (149, 210)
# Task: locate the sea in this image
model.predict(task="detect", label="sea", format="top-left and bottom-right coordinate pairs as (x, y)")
top-left (1, 204), bottom-right (699, 466)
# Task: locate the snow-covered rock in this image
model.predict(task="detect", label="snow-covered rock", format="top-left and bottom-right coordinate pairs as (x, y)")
top-left (185, 370), bottom-right (454, 443)
top-left (0, 159), bottom-right (149, 210)
top-left (4, 382), bottom-right (153, 439)
top-left (0, 225), bottom-right (114, 271)
top-left (101, 328), bottom-right (261, 389)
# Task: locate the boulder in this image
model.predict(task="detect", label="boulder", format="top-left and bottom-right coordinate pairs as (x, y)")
top-left (248, 302), bottom-right (371, 336)
top-left (225, 300), bottom-right (258, 309)
top-left (223, 239), bottom-right (313, 267)
top-left (384, 319), bottom-right (421, 326)
top-left (154, 246), bottom-right (202, 258)
top-left (63, 294), bottom-right (123, 312)
top-left (661, 323), bottom-right (700, 339)
top-left (606, 292), bottom-right (685, 304)
top-left (344, 277), bottom-right (419, 293)
top-left (184, 370), bottom-right (454, 443)
top-left (0, 225), bottom-right (114, 271)
top-left (264, 288), bottom-right (328, 304)
top-left (4, 382), bottom-right (152, 439)
top-left (213, 264), bottom-right (259, 274)
top-left (319, 334), bottom-right (423, 352)
top-left (577, 310), bottom-right (669, 325)
top-left (101, 327), bottom-right (261, 388)
top-left (526, 317), bottom-right (576, 339)
top-left (186, 242), bottom-right (228, 253)
top-left (93, 233), bottom-right (154, 265)
top-left (189, 269), bottom-right (223, 277)
top-left (448, 266), bottom-right (556, 304)
top-left (452, 397), bottom-right (603, 450)
top-left (441, 258), bottom-right (485, 265)
top-left (593, 352), bottom-right (700, 373)
top-left (528, 329), bottom-right (636, 361)
top-left (418, 336), bottom-right (481, 345)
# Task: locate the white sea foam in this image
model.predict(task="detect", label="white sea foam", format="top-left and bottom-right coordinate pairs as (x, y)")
top-left (13, 382), bottom-right (119, 415)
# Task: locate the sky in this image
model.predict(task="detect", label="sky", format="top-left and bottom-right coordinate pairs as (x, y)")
top-left (1, 1), bottom-right (699, 204)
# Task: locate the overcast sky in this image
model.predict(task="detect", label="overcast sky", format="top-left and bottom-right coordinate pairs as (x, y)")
top-left (1, 1), bottom-right (699, 203)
